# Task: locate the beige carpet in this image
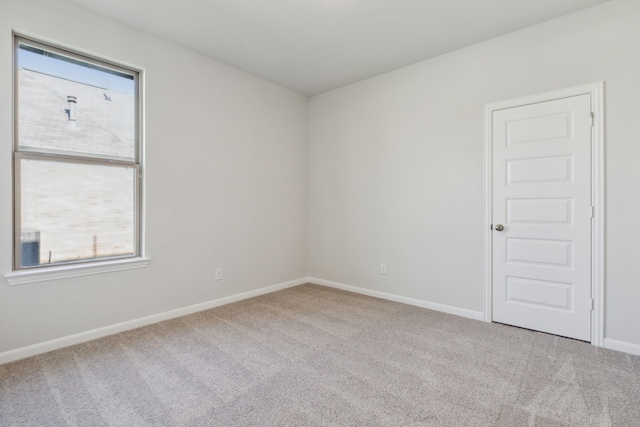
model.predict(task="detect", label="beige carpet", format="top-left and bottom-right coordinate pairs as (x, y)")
top-left (1, 284), bottom-right (639, 426)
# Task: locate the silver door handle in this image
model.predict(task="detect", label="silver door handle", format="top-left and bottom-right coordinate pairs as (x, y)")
top-left (495, 224), bottom-right (504, 231)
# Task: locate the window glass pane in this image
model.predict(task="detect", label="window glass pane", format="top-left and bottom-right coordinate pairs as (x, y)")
top-left (17, 42), bottom-right (136, 160)
top-left (20, 158), bottom-right (136, 267)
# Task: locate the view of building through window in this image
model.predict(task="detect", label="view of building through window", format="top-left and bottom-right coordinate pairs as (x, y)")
top-left (15, 38), bottom-right (140, 268)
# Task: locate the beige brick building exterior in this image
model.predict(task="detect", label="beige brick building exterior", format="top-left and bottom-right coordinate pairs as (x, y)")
top-left (18, 69), bottom-right (136, 265)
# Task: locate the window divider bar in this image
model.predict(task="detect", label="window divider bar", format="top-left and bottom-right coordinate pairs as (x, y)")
top-left (16, 150), bottom-right (138, 167)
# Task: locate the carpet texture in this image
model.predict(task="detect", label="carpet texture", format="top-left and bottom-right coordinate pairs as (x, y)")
top-left (1, 284), bottom-right (639, 426)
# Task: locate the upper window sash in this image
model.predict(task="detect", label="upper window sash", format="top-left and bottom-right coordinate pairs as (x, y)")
top-left (15, 36), bottom-right (140, 163)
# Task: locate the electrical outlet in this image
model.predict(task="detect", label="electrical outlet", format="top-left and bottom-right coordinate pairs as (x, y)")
top-left (215, 268), bottom-right (223, 281)
top-left (380, 263), bottom-right (387, 274)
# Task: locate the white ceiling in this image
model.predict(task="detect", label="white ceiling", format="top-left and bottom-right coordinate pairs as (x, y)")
top-left (67, 0), bottom-right (609, 96)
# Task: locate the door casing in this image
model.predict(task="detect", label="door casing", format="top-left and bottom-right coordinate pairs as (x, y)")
top-left (483, 82), bottom-right (604, 346)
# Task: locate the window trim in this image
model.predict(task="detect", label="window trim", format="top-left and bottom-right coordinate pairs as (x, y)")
top-left (5, 257), bottom-right (151, 286)
top-left (11, 34), bottom-right (145, 276)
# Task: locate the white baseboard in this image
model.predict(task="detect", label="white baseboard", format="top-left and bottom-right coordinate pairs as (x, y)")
top-left (603, 338), bottom-right (640, 357)
top-left (311, 277), bottom-right (484, 321)
top-left (0, 277), bottom-right (309, 365)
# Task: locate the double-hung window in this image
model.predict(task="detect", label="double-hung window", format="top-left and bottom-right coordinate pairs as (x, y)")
top-left (12, 36), bottom-right (143, 277)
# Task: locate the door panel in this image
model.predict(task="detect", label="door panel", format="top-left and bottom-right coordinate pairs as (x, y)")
top-left (507, 155), bottom-right (573, 184)
top-left (506, 238), bottom-right (572, 267)
top-left (505, 277), bottom-right (571, 310)
top-left (506, 112), bottom-right (574, 145)
top-left (492, 94), bottom-right (592, 341)
top-left (506, 198), bottom-right (572, 224)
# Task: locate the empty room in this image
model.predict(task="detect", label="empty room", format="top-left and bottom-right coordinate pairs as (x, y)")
top-left (1, 0), bottom-right (639, 425)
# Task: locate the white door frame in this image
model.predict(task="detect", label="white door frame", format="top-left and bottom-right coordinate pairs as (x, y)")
top-left (483, 82), bottom-right (604, 346)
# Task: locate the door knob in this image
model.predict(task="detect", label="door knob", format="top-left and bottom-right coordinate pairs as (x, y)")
top-left (495, 224), bottom-right (504, 231)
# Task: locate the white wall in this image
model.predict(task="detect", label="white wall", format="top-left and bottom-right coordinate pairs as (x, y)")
top-left (0, 0), bottom-right (308, 354)
top-left (309, 0), bottom-right (640, 348)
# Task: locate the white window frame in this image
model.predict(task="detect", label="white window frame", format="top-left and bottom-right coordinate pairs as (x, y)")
top-left (6, 35), bottom-right (148, 285)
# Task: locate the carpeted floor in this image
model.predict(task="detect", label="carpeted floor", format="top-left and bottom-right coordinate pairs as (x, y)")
top-left (1, 283), bottom-right (639, 426)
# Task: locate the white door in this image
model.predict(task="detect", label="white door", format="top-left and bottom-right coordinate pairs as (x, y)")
top-left (492, 94), bottom-right (592, 341)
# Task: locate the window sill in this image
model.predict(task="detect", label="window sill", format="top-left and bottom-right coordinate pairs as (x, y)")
top-left (4, 257), bottom-right (150, 285)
